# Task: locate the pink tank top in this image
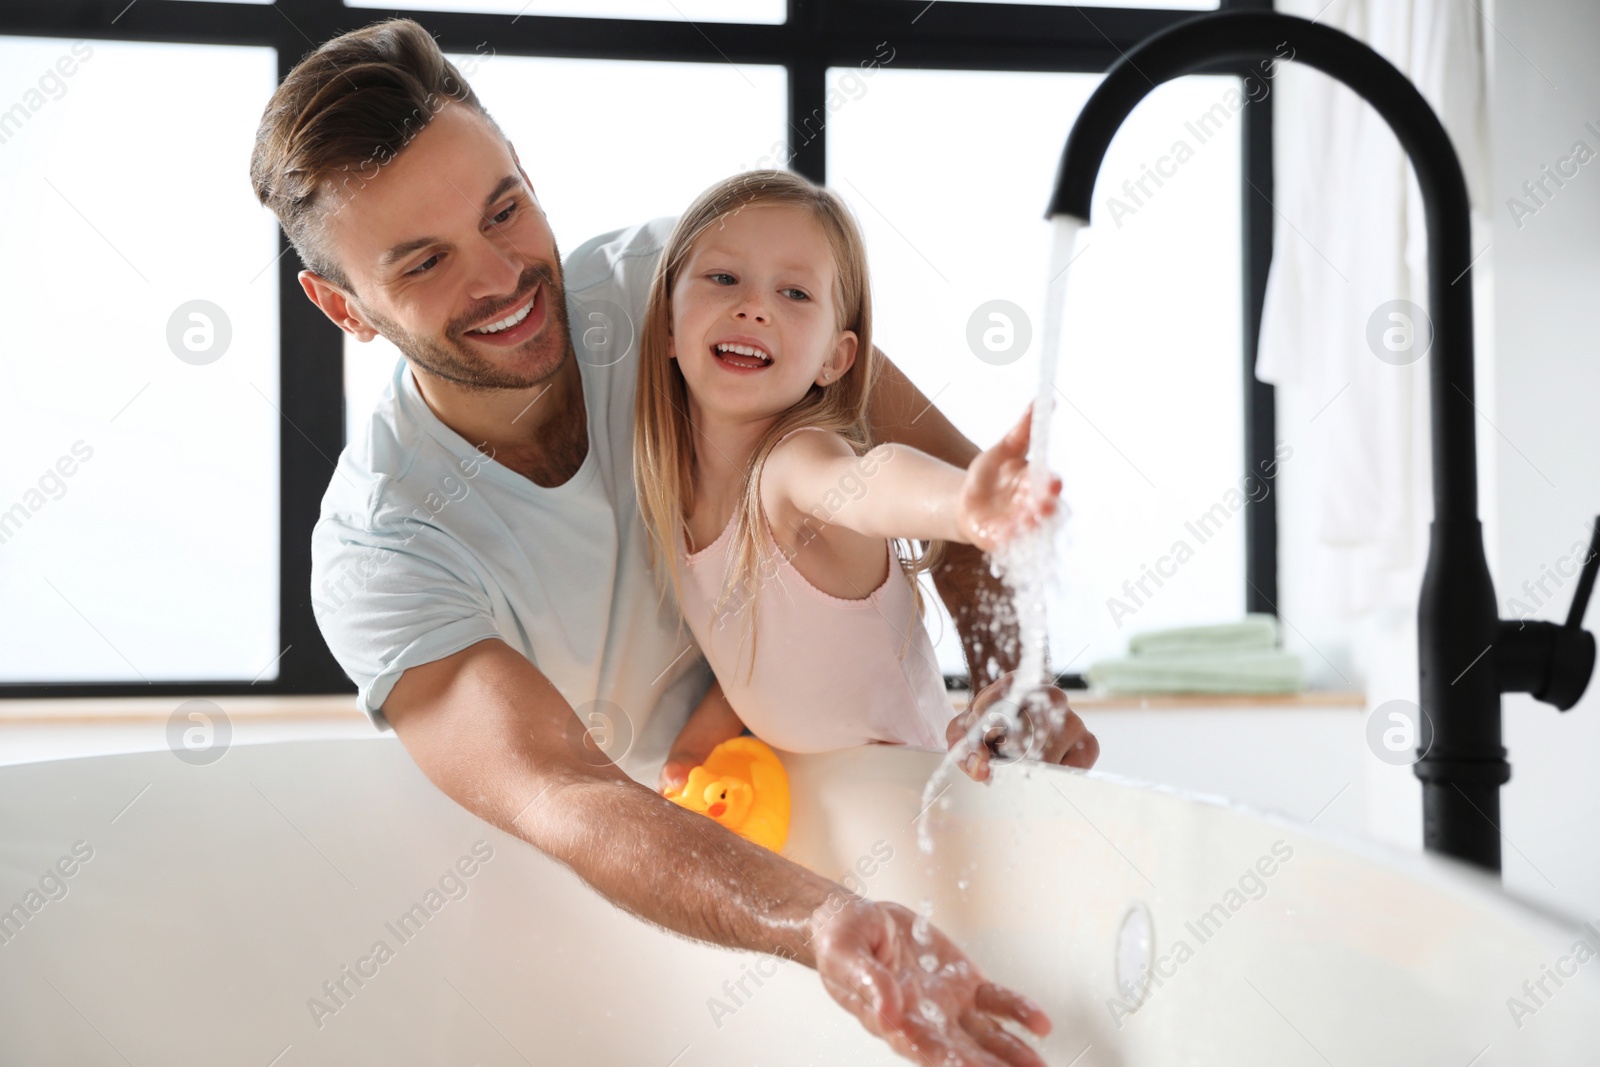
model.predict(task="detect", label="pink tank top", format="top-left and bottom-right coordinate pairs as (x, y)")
top-left (675, 437), bottom-right (953, 754)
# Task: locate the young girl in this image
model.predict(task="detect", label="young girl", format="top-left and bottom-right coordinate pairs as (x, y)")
top-left (634, 170), bottom-right (1061, 795)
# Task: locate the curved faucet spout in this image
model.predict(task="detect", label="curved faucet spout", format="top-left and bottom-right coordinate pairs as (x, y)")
top-left (1045, 11), bottom-right (1520, 873)
top-left (1048, 10), bottom-right (1478, 522)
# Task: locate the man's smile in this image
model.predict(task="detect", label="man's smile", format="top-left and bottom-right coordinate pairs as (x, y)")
top-left (464, 284), bottom-right (545, 346)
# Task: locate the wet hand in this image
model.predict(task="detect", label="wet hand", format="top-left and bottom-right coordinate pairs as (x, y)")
top-left (947, 671), bottom-right (1099, 783)
top-left (812, 898), bottom-right (1052, 1067)
top-left (957, 404), bottom-right (1063, 553)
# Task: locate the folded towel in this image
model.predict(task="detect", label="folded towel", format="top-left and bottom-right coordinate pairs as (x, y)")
top-left (1126, 613), bottom-right (1280, 657)
top-left (1085, 648), bottom-right (1304, 695)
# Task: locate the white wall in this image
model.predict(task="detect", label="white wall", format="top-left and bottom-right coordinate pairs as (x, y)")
top-left (1484, 0), bottom-right (1600, 917)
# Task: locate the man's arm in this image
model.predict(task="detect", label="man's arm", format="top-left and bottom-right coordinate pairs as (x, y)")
top-left (384, 638), bottom-right (835, 965)
top-left (864, 349), bottom-right (1020, 688)
top-left (382, 637), bottom-right (1056, 1065)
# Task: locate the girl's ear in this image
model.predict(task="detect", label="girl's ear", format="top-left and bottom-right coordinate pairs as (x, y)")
top-left (818, 330), bottom-right (858, 386)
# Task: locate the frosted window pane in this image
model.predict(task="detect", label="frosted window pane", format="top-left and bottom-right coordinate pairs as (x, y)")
top-left (346, 54), bottom-right (786, 436)
top-left (827, 68), bottom-right (1244, 675)
top-left (344, 0), bottom-right (784, 22)
top-left (906, 0), bottom-right (1215, 8)
top-left (0, 38), bottom-right (281, 683)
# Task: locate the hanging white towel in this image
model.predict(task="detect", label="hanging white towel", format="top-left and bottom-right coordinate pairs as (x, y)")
top-left (1256, 0), bottom-right (1490, 618)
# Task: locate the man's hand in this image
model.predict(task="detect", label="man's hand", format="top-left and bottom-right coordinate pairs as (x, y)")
top-left (813, 897), bottom-right (1053, 1066)
top-left (946, 671), bottom-right (1100, 783)
top-left (957, 404), bottom-right (1063, 553)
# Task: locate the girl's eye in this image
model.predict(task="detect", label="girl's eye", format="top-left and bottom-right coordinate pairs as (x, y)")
top-left (408, 254), bottom-right (440, 276)
top-left (781, 287), bottom-right (809, 301)
top-left (709, 272), bottom-right (736, 285)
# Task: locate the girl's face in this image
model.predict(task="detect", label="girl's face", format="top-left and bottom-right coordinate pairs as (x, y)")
top-left (669, 202), bottom-right (857, 424)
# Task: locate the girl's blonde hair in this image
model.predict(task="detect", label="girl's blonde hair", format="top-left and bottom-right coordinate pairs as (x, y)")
top-left (633, 169), bottom-right (940, 675)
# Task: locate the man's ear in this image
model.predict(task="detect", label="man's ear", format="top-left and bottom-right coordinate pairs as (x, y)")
top-left (298, 270), bottom-right (379, 342)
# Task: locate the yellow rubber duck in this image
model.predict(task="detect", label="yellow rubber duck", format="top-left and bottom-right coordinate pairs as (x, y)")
top-left (664, 736), bottom-right (790, 853)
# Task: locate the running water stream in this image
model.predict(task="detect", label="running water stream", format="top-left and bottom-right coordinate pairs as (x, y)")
top-left (917, 214), bottom-right (1087, 854)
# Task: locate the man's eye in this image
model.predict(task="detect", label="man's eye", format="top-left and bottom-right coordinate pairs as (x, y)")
top-left (409, 254), bottom-right (440, 276)
top-left (491, 203), bottom-right (516, 225)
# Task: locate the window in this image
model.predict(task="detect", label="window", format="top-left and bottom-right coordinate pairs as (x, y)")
top-left (827, 68), bottom-right (1244, 672)
top-left (0, 36), bottom-right (281, 684)
top-left (0, 0), bottom-right (1273, 695)
top-left (345, 0), bottom-right (786, 22)
top-left (914, 0), bottom-right (1215, 7)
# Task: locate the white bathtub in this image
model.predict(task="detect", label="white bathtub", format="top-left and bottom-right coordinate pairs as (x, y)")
top-left (1, 737), bottom-right (1594, 1064)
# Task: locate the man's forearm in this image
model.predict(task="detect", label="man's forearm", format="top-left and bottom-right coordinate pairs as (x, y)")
top-left (521, 767), bottom-right (843, 967)
top-left (932, 541), bottom-right (1022, 688)
top-left (865, 351), bottom-right (1023, 687)
top-left (864, 351), bottom-right (979, 468)
top-left (384, 641), bottom-right (850, 969)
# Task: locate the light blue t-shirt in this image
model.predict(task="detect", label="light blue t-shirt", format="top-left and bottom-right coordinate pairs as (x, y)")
top-left (309, 216), bottom-right (711, 784)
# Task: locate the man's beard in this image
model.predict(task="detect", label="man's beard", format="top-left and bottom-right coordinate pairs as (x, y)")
top-left (362, 260), bottom-right (573, 392)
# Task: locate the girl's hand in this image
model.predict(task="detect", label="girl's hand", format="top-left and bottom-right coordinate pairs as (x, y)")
top-left (658, 751), bottom-right (705, 796)
top-left (658, 684), bottom-right (747, 796)
top-left (956, 404), bottom-right (1062, 552)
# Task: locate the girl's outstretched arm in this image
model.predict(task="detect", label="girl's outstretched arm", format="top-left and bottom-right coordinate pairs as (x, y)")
top-left (763, 405), bottom-right (1062, 552)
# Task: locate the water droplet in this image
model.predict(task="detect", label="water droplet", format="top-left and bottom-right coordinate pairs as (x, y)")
top-left (912, 898), bottom-right (934, 946)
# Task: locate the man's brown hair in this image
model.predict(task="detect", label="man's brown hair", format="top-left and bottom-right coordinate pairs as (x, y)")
top-left (249, 18), bottom-right (503, 293)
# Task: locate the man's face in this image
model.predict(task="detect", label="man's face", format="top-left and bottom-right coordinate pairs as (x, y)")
top-left (311, 102), bottom-right (570, 391)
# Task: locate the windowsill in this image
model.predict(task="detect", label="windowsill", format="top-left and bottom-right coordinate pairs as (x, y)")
top-left (0, 695), bottom-right (366, 723)
top-left (0, 689), bottom-right (1368, 725)
top-left (946, 690), bottom-right (1366, 712)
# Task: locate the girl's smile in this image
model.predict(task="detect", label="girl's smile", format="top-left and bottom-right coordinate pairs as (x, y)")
top-left (708, 334), bottom-right (774, 373)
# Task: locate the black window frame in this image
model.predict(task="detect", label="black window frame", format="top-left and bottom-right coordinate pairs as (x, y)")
top-left (0, 0), bottom-right (1275, 698)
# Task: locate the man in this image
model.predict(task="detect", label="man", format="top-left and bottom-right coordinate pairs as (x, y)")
top-left (251, 18), bottom-right (1098, 1066)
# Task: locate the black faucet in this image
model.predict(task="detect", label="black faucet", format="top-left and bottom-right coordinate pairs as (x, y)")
top-left (1046, 10), bottom-right (1599, 875)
